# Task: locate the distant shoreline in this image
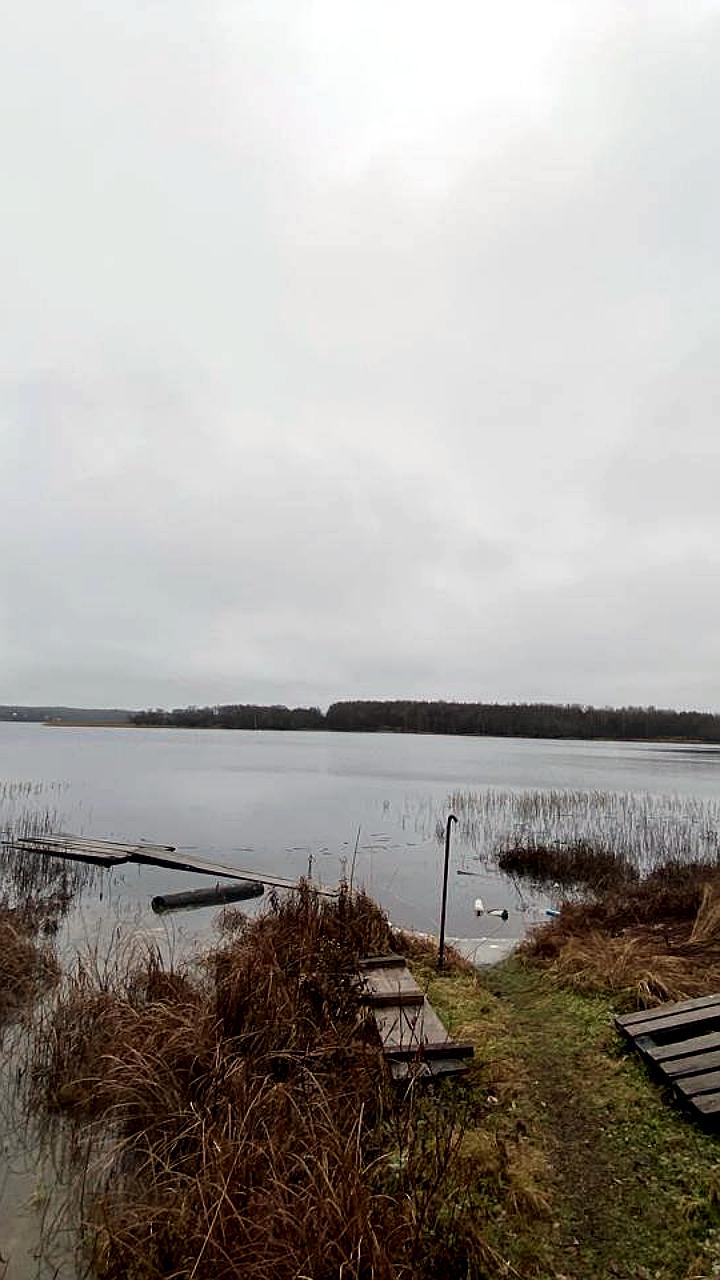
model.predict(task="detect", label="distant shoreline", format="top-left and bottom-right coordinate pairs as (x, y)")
top-left (42, 720), bottom-right (141, 729)
top-left (27, 720), bottom-right (720, 747)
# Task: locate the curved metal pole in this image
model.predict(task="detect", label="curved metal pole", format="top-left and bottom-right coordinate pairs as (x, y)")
top-left (438, 813), bottom-right (457, 970)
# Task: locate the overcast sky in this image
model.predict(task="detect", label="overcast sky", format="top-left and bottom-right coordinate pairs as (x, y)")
top-left (2, 1), bottom-right (720, 711)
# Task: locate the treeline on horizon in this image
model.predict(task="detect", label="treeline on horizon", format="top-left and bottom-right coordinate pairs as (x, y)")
top-left (130, 700), bottom-right (720, 742)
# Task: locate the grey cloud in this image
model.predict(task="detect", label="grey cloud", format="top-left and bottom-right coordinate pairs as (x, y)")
top-left (2, 3), bottom-right (720, 708)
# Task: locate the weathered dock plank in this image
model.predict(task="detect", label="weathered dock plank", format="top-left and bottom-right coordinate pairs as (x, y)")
top-left (689, 1093), bottom-right (720, 1117)
top-left (359, 954), bottom-right (474, 1081)
top-left (366, 989), bottom-right (425, 1008)
top-left (617, 1001), bottom-right (720, 1038)
top-left (358, 954), bottom-right (405, 971)
top-left (373, 1000), bottom-right (450, 1047)
top-left (645, 1030), bottom-right (720, 1063)
top-left (616, 994), bottom-right (720, 1028)
top-left (15, 842), bottom-right (129, 867)
top-left (661, 1049), bottom-right (720, 1079)
top-left (361, 967), bottom-right (424, 1007)
top-left (385, 1040), bottom-right (475, 1062)
top-left (674, 1067), bottom-right (720, 1096)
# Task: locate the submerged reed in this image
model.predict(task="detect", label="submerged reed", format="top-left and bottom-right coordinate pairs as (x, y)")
top-left (0, 783), bottom-right (78, 1034)
top-left (445, 787), bottom-right (720, 876)
top-left (0, 903), bottom-right (60, 1033)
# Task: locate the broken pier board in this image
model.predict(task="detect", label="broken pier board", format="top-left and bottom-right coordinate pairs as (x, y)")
top-left (14, 836), bottom-right (132, 868)
top-left (616, 993), bottom-right (720, 1120)
top-left (359, 954), bottom-right (474, 1080)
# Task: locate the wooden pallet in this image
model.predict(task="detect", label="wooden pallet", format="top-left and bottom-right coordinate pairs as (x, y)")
top-left (616, 994), bottom-right (720, 1120)
top-left (359, 954), bottom-right (474, 1081)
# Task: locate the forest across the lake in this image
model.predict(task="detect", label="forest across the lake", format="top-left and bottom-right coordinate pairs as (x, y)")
top-left (127, 699), bottom-right (720, 742)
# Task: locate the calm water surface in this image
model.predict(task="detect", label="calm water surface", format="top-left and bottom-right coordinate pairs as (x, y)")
top-left (2, 722), bottom-right (720, 944)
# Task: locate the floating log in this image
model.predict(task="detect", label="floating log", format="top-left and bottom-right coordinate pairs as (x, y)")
top-left (151, 881), bottom-right (265, 914)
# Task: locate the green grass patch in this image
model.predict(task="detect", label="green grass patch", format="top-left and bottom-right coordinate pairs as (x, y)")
top-left (407, 952), bottom-right (720, 1279)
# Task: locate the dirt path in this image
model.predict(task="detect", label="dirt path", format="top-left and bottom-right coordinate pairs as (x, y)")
top-left (423, 955), bottom-right (720, 1280)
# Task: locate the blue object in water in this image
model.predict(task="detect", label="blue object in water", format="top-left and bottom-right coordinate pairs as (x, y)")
top-left (546, 907), bottom-right (561, 918)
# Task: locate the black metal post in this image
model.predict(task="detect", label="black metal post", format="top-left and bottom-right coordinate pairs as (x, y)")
top-left (438, 813), bottom-right (457, 970)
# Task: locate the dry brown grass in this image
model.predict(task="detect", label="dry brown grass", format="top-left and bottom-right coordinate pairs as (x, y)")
top-left (28, 885), bottom-right (493, 1280)
top-left (523, 861), bottom-right (720, 1006)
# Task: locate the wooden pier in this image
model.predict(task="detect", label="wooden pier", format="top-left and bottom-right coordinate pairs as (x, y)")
top-left (616, 994), bottom-right (720, 1121)
top-left (359, 954), bottom-right (474, 1080)
top-left (12, 833), bottom-right (338, 896)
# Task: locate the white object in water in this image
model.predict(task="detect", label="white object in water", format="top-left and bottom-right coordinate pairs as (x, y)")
top-left (474, 899), bottom-right (509, 921)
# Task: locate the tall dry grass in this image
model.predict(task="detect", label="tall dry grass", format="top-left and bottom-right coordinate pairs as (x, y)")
top-left (523, 861), bottom-right (720, 1006)
top-left (0, 786), bottom-right (82, 1034)
top-left (28, 885), bottom-right (490, 1280)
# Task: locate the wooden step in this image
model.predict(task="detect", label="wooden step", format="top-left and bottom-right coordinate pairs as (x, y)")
top-left (384, 1040), bottom-right (475, 1062)
top-left (358, 955), bottom-right (474, 1084)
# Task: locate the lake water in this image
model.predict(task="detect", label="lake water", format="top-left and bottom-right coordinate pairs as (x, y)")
top-left (2, 723), bottom-right (720, 949)
top-left (3, 723), bottom-right (720, 1278)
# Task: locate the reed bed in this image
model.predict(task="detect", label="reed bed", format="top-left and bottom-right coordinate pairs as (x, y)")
top-left (497, 841), bottom-right (638, 892)
top-left (0, 789), bottom-right (89, 906)
top-left (28, 885), bottom-right (493, 1280)
top-left (523, 861), bottom-right (720, 1006)
top-left (0, 784), bottom-right (78, 1034)
top-left (447, 788), bottom-right (720, 875)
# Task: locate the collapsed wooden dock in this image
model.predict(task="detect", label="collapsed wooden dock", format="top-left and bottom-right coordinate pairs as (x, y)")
top-left (359, 954), bottom-right (474, 1081)
top-left (12, 832), bottom-right (338, 896)
top-left (616, 994), bottom-right (720, 1121)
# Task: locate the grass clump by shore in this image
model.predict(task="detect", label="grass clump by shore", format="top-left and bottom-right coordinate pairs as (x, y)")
top-left (498, 840), bottom-right (639, 893)
top-left (522, 859), bottom-right (720, 1007)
